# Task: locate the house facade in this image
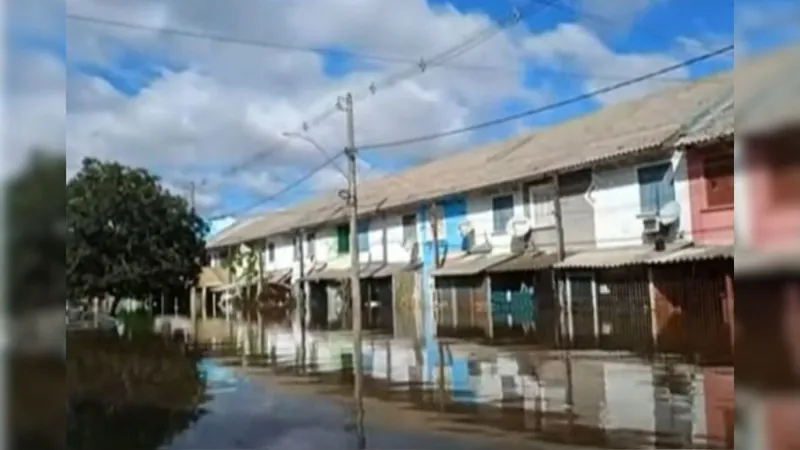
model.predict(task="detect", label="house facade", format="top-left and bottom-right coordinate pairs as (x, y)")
top-left (198, 48), bottom-right (798, 362)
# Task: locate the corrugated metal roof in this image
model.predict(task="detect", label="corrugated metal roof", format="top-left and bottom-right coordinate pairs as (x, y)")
top-left (267, 268), bottom-right (292, 283)
top-left (198, 266), bottom-right (230, 288)
top-left (648, 244), bottom-right (734, 264)
top-left (432, 253), bottom-right (514, 276)
top-left (208, 45), bottom-right (799, 249)
top-left (554, 242), bottom-right (693, 269)
top-left (485, 251), bottom-right (561, 273)
top-left (736, 244), bottom-right (800, 276)
top-left (737, 44), bottom-right (800, 136)
top-left (304, 261), bottom-right (409, 281)
top-left (371, 261), bottom-right (420, 278)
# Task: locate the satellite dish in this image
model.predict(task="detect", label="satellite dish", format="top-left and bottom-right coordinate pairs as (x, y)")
top-left (507, 216), bottom-right (532, 237)
top-left (458, 220), bottom-right (474, 236)
top-left (658, 201), bottom-right (681, 226)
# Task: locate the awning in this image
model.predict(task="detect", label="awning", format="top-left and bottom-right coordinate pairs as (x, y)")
top-left (432, 253), bottom-right (514, 277)
top-left (736, 244), bottom-right (800, 276)
top-left (554, 242), bottom-right (693, 269)
top-left (648, 244), bottom-right (734, 265)
top-left (486, 252), bottom-right (560, 273)
top-left (370, 262), bottom-right (420, 278)
top-left (267, 268), bottom-right (293, 283)
top-left (199, 266), bottom-right (230, 289)
top-left (304, 261), bottom-right (413, 281)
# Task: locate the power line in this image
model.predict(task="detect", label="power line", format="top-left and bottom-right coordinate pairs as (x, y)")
top-left (67, 12), bottom-right (691, 83)
top-left (358, 44), bottom-right (734, 150)
top-left (210, 45), bottom-right (732, 220)
top-left (207, 150), bottom-right (346, 221)
top-left (68, 4), bottom-right (539, 191)
top-left (168, 2), bottom-right (544, 208)
top-left (66, 8), bottom-right (533, 77)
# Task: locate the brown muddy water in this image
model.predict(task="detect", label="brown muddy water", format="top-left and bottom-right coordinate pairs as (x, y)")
top-left (203, 335), bottom-right (734, 449)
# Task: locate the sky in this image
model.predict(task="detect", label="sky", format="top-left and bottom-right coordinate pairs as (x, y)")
top-left (5, 0), bottom-right (799, 220)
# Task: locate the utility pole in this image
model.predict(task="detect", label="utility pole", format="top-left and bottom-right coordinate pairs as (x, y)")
top-left (551, 174), bottom-right (574, 437)
top-left (296, 230), bottom-right (307, 371)
top-left (342, 92), bottom-right (366, 449)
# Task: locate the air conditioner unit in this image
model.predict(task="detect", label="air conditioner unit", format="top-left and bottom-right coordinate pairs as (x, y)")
top-left (639, 214), bottom-right (660, 234)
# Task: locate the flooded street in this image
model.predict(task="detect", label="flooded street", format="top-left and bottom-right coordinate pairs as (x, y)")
top-left (166, 358), bottom-right (558, 450)
top-left (173, 332), bottom-right (733, 449)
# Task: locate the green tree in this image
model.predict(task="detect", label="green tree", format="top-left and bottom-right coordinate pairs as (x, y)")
top-left (67, 158), bottom-right (208, 313)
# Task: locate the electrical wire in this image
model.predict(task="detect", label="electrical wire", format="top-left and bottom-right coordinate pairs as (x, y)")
top-left (210, 45), bottom-right (732, 219)
top-left (66, 11), bottom-right (691, 82)
top-left (174, 2), bottom-right (545, 211)
top-left (67, 3), bottom-right (542, 196)
top-left (358, 44), bottom-right (734, 150)
top-left (206, 150), bottom-right (346, 221)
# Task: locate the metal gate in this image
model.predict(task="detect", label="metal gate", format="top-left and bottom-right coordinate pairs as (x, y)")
top-left (596, 268), bottom-right (654, 352)
top-left (566, 274), bottom-right (597, 348)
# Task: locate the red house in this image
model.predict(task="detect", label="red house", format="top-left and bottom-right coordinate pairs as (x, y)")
top-left (686, 140), bottom-right (734, 245)
top-left (736, 44), bottom-right (800, 450)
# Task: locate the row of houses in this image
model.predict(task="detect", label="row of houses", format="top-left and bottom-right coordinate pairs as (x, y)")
top-left (197, 45), bottom-right (800, 362)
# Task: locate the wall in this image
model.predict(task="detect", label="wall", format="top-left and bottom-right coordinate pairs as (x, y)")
top-left (687, 143), bottom-right (734, 245)
top-left (465, 185), bottom-right (525, 253)
top-left (744, 132), bottom-right (800, 248)
top-left (306, 212), bottom-right (417, 269)
top-left (418, 196), bottom-right (468, 341)
top-left (589, 151), bottom-right (692, 249)
top-left (555, 170), bottom-right (596, 250)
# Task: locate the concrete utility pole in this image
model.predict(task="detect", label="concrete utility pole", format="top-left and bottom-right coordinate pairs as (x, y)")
top-left (296, 230), bottom-right (307, 371)
top-left (341, 92), bottom-right (366, 449)
top-left (551, 174), bottom-right (574, 436)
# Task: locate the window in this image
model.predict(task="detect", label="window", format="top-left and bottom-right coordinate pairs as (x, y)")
top-left (492, 194), bottom-right (515, 234)
top-left (401, 214), bottom-right (417, 245)
top-left (357, 220), bottom-right (370, 251)
top-left (336, 224), bottom-right (350, 254)
top-left (306, 232), bottom-right (316, 259)
top-left (637, 162), bottom-right (676, 213)
top-left (763, 137), bottom-right (800, 206)
top-left (704, 153), bottom-right (734, 208)
top-left (529, 184), bottom-right (555, 227)
top-left (267, 242), bottom-right (275, 262)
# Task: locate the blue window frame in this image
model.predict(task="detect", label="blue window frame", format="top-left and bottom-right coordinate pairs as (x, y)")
top-left (637, 163), bottom-right (675, 213)
top-left (492, 194), bottom-right (515, 234)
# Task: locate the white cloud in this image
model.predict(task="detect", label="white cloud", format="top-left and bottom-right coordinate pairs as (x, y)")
top-left (3, 50), bottom-right (66, 178)
top-left (522, 23), bottom-right (689, 104)
top-left (7, 0), bottom-right (709, 214)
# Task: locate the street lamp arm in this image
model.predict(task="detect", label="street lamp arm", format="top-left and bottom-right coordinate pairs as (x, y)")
top-left (282, 132), bottom-right (349, 180)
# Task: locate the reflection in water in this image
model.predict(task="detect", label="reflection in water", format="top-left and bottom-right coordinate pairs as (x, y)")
top-left (231, 331), bottom-right (734, 449)
top-left (66, 331), bottom-right (206, 450)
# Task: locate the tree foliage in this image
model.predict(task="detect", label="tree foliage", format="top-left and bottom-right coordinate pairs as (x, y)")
top-left (66, 158), bottom-right (208, 309)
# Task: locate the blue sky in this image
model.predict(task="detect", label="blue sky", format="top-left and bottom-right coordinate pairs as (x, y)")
top-left (9, 0), bottom-right (796, 220)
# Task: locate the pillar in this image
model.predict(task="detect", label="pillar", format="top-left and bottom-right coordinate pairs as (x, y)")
top-left (725, 272), bottom-right (734, 351)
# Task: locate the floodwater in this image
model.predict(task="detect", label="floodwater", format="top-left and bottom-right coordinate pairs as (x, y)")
top-left (165, 358), bottom-right (544, 450)
top-left (176, 333), bottom-right (734, 449)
